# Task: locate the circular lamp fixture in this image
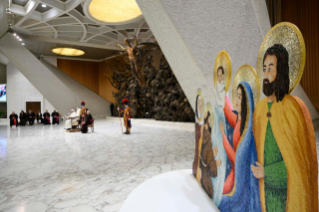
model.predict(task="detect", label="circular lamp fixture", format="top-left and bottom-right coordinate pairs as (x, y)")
top-left (41, 4), bottom-right (47, 7)
top-left (88, 0), bottom-right (142, 24)
top-left (51, 47), bottom-right (85, 56)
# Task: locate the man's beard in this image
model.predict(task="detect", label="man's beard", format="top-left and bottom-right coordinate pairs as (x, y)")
top-left (263, 79), bottom-right (276, 96)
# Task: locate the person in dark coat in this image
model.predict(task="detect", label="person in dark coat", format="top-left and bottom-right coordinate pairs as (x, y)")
top-left (36, 110), bottom-right (42, 123)
top-left (27, 110), bottom-right (35, 125)
top-left (19, 110), bottom-right (27, 126)
top-left (81, 110), bottom-right (93, 133)
top-left (110, 103), bottom-right (114, 116)
top-left (9, 111), bottom-right (18, 127)
top-left (51, 110), bottom-right (59, 125)
top-left (43, 110), bottom-right (51, 125)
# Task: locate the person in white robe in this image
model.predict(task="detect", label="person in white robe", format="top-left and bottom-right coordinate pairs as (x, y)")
top-left (211, 66), bottom-right (227, 206)
top-left (65, 109), bottom-right (78, 130)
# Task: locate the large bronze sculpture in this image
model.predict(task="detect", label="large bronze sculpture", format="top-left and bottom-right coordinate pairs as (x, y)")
top-left (117, 35), bottom-right (145, 87)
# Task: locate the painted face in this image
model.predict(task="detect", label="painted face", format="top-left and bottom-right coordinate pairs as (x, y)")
top-left (263, 55), bottom-right (277, 96)
top-left (217, 68), bottom-right (224, 84)
top-left (236, 87), bottom-right (242, 113)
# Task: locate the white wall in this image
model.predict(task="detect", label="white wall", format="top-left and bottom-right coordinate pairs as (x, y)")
top-left (7, 63), bottom-right (55, 116)
top-left (44, 57), bottom-right (57, 67)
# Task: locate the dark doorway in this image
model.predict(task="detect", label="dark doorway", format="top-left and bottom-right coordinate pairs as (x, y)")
top-left (26, 102), bottom-right (41, 113)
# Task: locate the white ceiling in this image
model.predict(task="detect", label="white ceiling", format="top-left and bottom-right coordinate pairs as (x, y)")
top-left (9, 0), bottom-right (156, 60)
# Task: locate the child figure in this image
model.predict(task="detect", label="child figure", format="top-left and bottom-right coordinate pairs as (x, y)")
top-left (216, 66), bottom-right (226, 108)
top-left (211, 66), bottom-right (227, 206)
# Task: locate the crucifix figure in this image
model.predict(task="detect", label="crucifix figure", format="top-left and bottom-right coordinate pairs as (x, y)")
top-left (117, 35), bottom-right (145, 86)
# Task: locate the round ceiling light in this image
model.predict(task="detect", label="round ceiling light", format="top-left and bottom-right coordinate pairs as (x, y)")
top-left (88, 0), bottom-right (142, 24)
top-left (51, 47), bottom-right (85, 56)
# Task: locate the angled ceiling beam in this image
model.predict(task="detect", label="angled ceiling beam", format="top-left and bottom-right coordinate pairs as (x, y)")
top-left (22, 34), bottom-right (121, 50)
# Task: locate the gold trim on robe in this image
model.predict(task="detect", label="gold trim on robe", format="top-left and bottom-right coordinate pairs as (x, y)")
top-left (253, 95), bottom-right (318, 212)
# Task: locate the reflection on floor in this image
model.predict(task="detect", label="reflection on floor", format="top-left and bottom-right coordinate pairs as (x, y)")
top-left (0, 119), bottom-right (318, 212)
top-left (0, 119), bottom-right (194, 212)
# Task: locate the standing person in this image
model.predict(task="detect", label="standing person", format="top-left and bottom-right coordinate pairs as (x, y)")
top-left (193, 91), bottom-right (204, 177)
top-left (36, 110), bottom-right (42, 123)
top-left (81, 110), bottom-right (93, 133)
top-left (79, 101), bottom-right (87, 126)
top-left (110, 103), bottom-right (114, 116)
top-left (118, 98), bottom-right (132, 134)
top-left (43, 110), bottom-right (51, 125)
top-left (27, 110), bottom-right (35, 125)
top-left (251, 44), bottom-right (317, 211)
top-left (199, 110), bottom-right (221, 198)
top-left (19, 110), bottom-right (27, 126)
top-left (9, 111), bottom-right (18, 127)
top-left (218, 82), bottom-right (261, 212)
top-left (211, 66), bottom-right (228, 206)
top-left (51, 110), bottom-right (59, 125)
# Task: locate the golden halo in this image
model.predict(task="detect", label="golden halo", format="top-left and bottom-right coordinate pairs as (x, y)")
top-left (257, 22), bottom-right (306, 94)
top-left (232, 65), bottom-right (260, 107)
top-left (204, 103), bottom-right (214, 130)
top-left (214, 50), bottom-right (232, 92)
top-left (196, 89), bottom-right (204, 120)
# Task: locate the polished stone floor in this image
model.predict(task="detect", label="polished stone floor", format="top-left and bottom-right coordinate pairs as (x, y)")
top-left (0, 119), bottom-right (318, 212)
top-left (0, 119), bottom-right (195, 212)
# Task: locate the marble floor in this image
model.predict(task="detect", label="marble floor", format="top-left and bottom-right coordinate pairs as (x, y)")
top-left (0, 119), bottom-right (318, 212)
top-left (0, 119), bottom-right (195, 212)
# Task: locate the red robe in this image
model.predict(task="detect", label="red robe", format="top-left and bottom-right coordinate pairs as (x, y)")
top-left (222, 101), bottom-right (241, 194)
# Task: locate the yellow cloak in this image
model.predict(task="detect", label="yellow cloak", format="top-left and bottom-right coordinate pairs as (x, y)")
top-left (253, 95), bottom-right (318, 212)
top-left (123, 107), bottom-right (131, 127)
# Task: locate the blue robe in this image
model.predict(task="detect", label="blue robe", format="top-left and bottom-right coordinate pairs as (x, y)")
top-left (218, 82), bottom-right (261, 212)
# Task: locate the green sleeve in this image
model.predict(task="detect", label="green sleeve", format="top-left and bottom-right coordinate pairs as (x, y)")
top-left (264, 160), bottom-right (287, 189)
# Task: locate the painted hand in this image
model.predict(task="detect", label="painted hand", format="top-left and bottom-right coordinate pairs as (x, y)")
top-left (216, 160), bottom-right (222, 167)
top-left (197, 169), bottom-right (202, 184)
top-left (251, 162), bottom-right (265, 179)
top-left (213, 145), bottom-right (218, 158)
top-left (219, 119), bottom-right (224, 133)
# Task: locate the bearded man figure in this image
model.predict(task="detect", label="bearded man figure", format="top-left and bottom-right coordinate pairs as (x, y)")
top-left (251, 44), bottom-right (318, 212)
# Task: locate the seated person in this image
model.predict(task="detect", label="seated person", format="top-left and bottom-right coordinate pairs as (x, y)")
top-left (76, 107), bottom-right (81, 123)
top-left (81, 110), bottom-right (93, 133)
top-left (27, 110), bottom-right (35, 125)
top-left (19, 110), bottom-right (27, 126)
top-left (52, 109), bottom-right (59, 125)
top-left (36, 111), bottom-right (42, 123)
top-left (9, 111), bottom-right (18, 127)
top-left (43, 110), bottom-right (51, 125)
top-left (65, 109), bottom-right (79, 130)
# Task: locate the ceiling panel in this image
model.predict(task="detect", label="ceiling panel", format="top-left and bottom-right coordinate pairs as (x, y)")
top-left (24, 39), bottom-right (119, 60)
top-left (12, 0), bottom-right (29, 7)
top-left (35, 4), bottom-right (52, 13)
